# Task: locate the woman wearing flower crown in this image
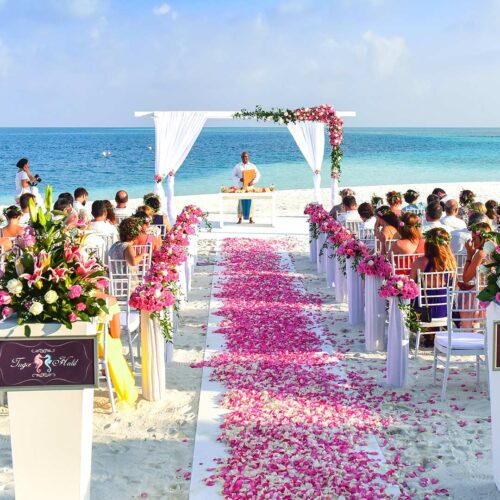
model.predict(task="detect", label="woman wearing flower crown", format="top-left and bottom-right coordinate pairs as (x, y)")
top-left (386, 191), bottom-right (403, 217)
top-left (390, 213), bottom-right (425, 274)
top-left (375, 206), bottom-right (400, 255)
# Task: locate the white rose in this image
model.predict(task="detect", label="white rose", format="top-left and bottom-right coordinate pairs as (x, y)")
top-left (29, 302), bottom-right (43, 316)
top-left (44, 290), bottom-right (59, 304)
top-left (396, 281), bottom-right (404, 289)
top-left (367, 260), bottom-right (374, 266)
top-left (484, 240), bottom-right (496, 255)
top-left (7, 279), bottom-right (23, 296)
top-left (154, 289), bottom-right (162, 299)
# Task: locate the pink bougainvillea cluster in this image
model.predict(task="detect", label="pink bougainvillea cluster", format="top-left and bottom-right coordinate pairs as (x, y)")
top-left (358, 254), bottom-right (394, 278)
top-left (379, 274), bottom-right (420, 300)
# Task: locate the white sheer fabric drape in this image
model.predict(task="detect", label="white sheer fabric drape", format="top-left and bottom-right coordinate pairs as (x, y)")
top-left (153, 112), bottom-right (207, 223)
top-left (287, 122), bottom-right (325, 203)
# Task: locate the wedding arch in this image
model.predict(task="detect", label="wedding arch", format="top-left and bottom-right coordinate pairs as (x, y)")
top-left (135, 106), bottom-right (356, 223)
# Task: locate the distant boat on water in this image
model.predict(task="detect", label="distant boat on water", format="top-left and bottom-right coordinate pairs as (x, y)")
top-left (101, 150), bottom-right (112, 157)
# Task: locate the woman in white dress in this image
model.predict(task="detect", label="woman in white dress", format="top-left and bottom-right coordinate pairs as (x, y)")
top-left (15, 158), bottom-right (41, 204)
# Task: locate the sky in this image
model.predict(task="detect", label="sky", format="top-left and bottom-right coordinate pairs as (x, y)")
top-left (0, 0), bottom-right (500, 127)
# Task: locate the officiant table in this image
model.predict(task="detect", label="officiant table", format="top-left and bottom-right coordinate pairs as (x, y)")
top-left (219, 191), bottom-right (277, 227)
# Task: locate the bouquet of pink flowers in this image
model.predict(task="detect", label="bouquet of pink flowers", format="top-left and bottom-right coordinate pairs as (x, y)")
top-left (0, 186), bottom-right (108, 334)
top-left (328, 227), bottom-right (353, 248)
top-left (336, 237), bottom-right (369, 274)
top-left (378, 275), bottom-right (420, 300)
top-left (357, 255), bottom-right (394, 278)
top-left (304, 203), bottom-right (329, 240)
top-left (320, 217), bottom-right (341, 234)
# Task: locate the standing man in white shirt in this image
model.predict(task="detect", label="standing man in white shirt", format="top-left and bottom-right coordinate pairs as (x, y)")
top-left (73, 187), bottom-right (91, 219)
top-left (232, 151), bottom-right (261, 224)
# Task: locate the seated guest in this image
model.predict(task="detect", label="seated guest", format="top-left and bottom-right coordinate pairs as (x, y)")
top-left (337, 195), bottom-right (361, 224)
top-left (73, 187), bottom-right (90, 218)
top-left (329, 188), bottom-right (355, 218)
top-left (386, 191), bottom-right (403, 217)
top-left (90, 200), bottom-right (119, 240)
top-left (450, 212), bottom-right (488, 254)
top-left (1, 206), bottom-right (25, 238)
top-left (391, 212), bottom-right (424, 256)
top-left (469, 201), bottom-right (487, 216)
top-left (486, 200), bottom-right (498, 227)
top-left (458, 189), bottom-right (475, 219)
top-left (371, 194), bottom-right (384, 208)
top-left (134, 210), bottom-right (162, 251)
top-left (458, 222), bottom-right (492, 328)
top-left (54, 197), bottom-right (73, 214)
top-left (19, 192), bottom-right (36, 225)
top-left (114, 190), bottom-right (133, 217)
top-left (422, 201), bottom-right (447, 232)
top-left (375, 206), bottom-right (400, 255)
top-left (358, 202), bottom-right (376, 230)
top-left (441, 199), bottom-right (466, 231)
top-left (143, 194), bottom-right (171, 229)
top-left (432, 187), bottom-right (447, 201)
top-left (104, 200), bottom-right (117, 225)
top-left (402, 189), bottom-right (423, 211)
top-left (108, 218), bottom-right (148, 267)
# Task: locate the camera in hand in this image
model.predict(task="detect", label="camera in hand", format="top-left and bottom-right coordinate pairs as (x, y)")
top-left (29, 174), bottom-right (42, 187)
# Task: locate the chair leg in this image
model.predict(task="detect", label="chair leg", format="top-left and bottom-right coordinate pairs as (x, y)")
top-left (414, 331), bottom-right (421, 359)
top-left (476, 356), bottom-right (480, 387)
top-left (432, 347), bottom-right (438, 384)
top-left (441, 355), bottom-right (451, 400)
top-left (104, 361), bottom-right (116, 414)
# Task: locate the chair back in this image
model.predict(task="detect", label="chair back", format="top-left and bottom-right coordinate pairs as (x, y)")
top-left (358, 228), bottom-right (375, 252)
top-left (391, 253), bottom-right (424, 275)
top-left (108, 258), bottom-right (129, 278)
top-left (133, 243), bottom-right (152, 279)
top-left (417, 269), bottom-right (457, 310)
top-left (115, 215), bottom-right (128, 226)
top-left (385, 238), bottom-right (399, 254)
top-left (403, 207), bottom-right (425, 218)
top-left (454, 253), bottom-right (467, 281)
top-left (109, 274), bottom-right (132, 306)
top-left (84, 244), bottom-right (105, 263)
top-left (446, 288), bottom-right (486, 336)
top-left (345, 220), bottom-right (361, 235)
top-left (476, 266), bottom-right (488, 295)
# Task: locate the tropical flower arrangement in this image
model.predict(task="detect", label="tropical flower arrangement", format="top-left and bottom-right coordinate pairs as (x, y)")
top-left (220, 185), bottom-right (275, 194)
top-left (379, 275), bottom-right (420, 300)
top-left (234, 104), bottom-right (343, 177)
top-left (129, 204), bottom-right (207, 340)
top-left (327, 226), bottom-right (353, 249)
top-left (336, 238), bottom-right (369, 274)
top-left (476, 230), bottom-right (500, 307)
top-left (0, 186), bottom-right (109, 334)
top-left (304, 203), bottom-right (329, 240)
top-left (357, 254), bottom-right (394, 278)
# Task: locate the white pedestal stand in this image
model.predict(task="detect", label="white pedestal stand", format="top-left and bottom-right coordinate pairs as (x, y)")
top-left (309, 236), bottom-right (317, 263)
top-left (325, 243), bottom-right (336, 288)
top-left (346, 259), bottom-right (364, 325)
top-left (364, 276), bottom-right (386, 352)
top-left (0, 321), bottom-right (95, 500)
top-left (334, 257), bottom-right (347, 304)
top-left (140, 311), bottom-right (167, 401)
top-left (316, 232), bottom-right (327, 274)
top-left (386, 297), bottom-right (409, 387)
top-left (487, 302), bottom-right (500, 491)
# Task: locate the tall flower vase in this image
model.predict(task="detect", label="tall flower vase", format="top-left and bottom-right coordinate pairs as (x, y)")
top-left (386, 297), bottom-right (409, 387)
top-left (346, 258), bottom-right (364, 325)
top-left (309, 234), bottom-right (317, 263)
top-left (0, 320), bottom-right (96, 500)
top-left (364, 275), bottom-right (386, 352)
top-left (487, 302), bottom-right (500, 491)
top-left (325, 244), bottom-right (336, 288)
top-left (141, 311), bottom-right (167, 401)
top-left (165, 307), bottom-right (175, 364)
top-left (316, 232), bottom-right (327, 274)
top-left (334, 257), bottom-right (347, 304)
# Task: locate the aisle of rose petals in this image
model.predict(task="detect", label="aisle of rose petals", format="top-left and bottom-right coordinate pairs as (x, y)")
top-left (194, 237), bottom-right (405, 498)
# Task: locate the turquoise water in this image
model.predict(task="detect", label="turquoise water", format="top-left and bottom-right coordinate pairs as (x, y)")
top-left (1, 127), bottom-right (499, 204)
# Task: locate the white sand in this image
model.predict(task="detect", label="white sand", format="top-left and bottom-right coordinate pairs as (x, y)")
top-left (0, 181), bottom-right (499, 499)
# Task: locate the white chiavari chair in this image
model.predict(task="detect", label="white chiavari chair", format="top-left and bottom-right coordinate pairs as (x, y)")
top-left (403, 207), bottom-right (426, 218)
top-left (97, 320), bottom-right (116, 413)
top-left (108, 274), bottom-right (141, 372)
top-left (455, 253), bottom-right (468, 282)
top-left (385, 238), bottom-right (399, 255)
top-left (433, 288), bottom-right (486, 399)
top-left (132, 243), bottom-right (153, 280)
top-left (345, 220), bottom-right (361, 235)
top-left (390, 253), bottom-right (424, 276)
top-left (358, 228), bottom-right (376, 253)
top-left (413, 269), bottom-right (457, 358)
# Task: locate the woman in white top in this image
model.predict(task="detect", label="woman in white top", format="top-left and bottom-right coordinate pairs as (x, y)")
top-left (15, 158), bottom-right (35, 201)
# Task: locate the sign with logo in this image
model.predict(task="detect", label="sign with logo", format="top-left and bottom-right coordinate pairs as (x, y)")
top-left (0, 336), bottom-right (97, 390)
top-left (494, 322), bottom-right (500, 372)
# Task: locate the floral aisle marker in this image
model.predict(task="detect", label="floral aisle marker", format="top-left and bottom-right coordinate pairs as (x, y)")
top-left (193, 238), bottom-right (416, 498)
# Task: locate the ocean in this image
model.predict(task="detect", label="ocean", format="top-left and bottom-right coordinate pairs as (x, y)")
top-left (1, 127), bottom-right (500, 204)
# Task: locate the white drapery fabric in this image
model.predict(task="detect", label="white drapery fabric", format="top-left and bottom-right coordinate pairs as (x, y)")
top-left (346, 258), bottom-right (364, 325)
top-left (364, 275), bottom-right (386, 352)
top-left (287, 121), bottom-right (325, 203)
top-left (153, 112), bottom-right (207, 223)
top-left (331, 175), bottom-right (340, 208)
top-left (386, 297), bottom-right (410, 387)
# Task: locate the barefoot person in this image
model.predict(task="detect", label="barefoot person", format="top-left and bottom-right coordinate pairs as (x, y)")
top-left (232, 151), bottom-right (261, 224)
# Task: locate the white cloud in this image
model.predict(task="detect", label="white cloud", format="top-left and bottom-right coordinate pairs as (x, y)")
top-left (363, 30), bottom-right (408, 77)
top-left (153, 3), bottom-right (171, 16)
top-left (0, 40), bottom-right (11, 79)
top-left (55, 0), bottom-right (104, 18)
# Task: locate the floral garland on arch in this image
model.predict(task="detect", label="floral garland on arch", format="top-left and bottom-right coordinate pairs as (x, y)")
top-left (234, 104), bottom-right (343, 177)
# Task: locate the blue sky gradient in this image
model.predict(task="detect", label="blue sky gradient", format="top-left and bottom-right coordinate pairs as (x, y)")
top-left (0, 0), bottom-right (499, 126)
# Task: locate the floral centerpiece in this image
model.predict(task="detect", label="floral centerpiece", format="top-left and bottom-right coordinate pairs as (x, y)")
top-left (477, 230), bottom-right (500, 307)
top-left (358, 255), bottom-right (394, 278)
top-left (336, 237), bottom-right (369, 274)
top-left (304, 203), bottom-right (329, 240)
top-left (234, 105), bottom-right (343, 177)
top-left (0, 186), bottom-right (109, 335)
top-left (220, 186), bottom-right (275, 194)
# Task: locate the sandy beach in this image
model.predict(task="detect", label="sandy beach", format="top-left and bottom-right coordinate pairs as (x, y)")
top-left (0, 181), bottom-right (499, 499)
